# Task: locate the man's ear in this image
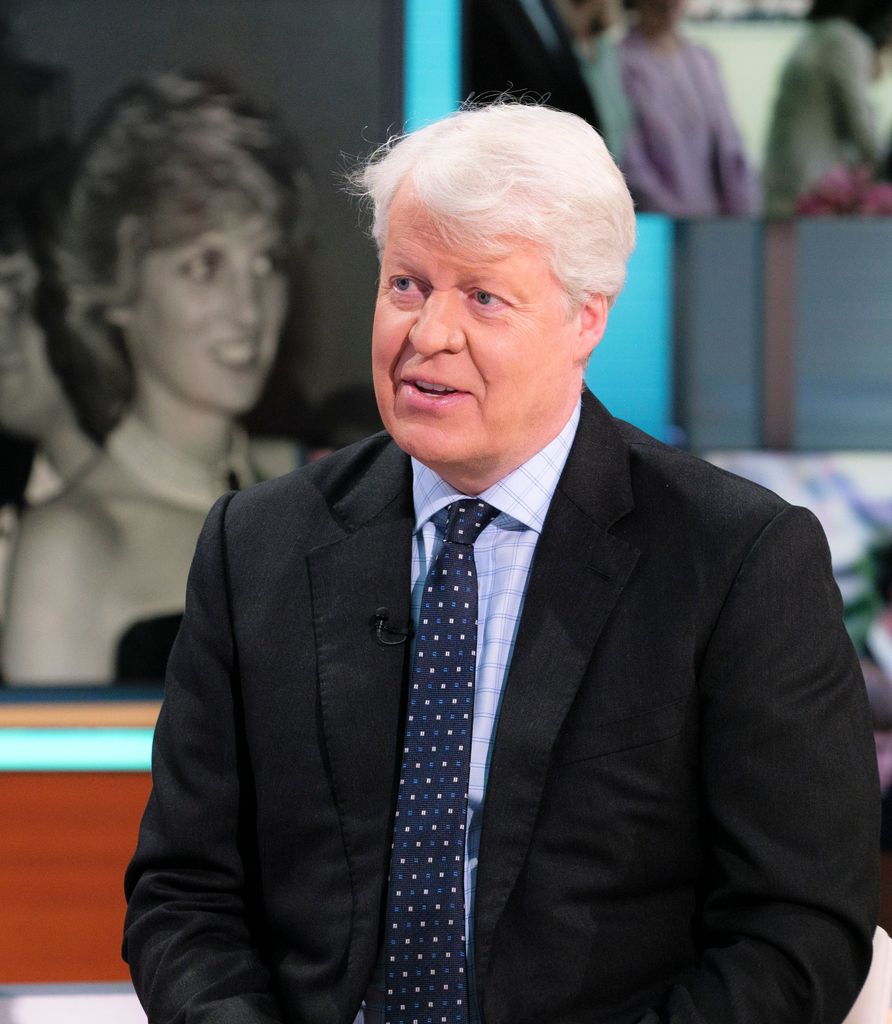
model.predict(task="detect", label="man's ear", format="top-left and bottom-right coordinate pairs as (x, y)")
top-left (574, 292), bottom-right (609, 364)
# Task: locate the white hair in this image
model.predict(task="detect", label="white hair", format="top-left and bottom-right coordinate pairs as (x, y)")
top-left (350, 101), bottom-right (636, 309)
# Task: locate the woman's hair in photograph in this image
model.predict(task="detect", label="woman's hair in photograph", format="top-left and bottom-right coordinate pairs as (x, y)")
top-left (50, 72), bottom-right (310, 440)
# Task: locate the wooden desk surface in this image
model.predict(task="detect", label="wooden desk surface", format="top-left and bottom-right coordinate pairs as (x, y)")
top-left (0, 701), bottom-right (160, 728)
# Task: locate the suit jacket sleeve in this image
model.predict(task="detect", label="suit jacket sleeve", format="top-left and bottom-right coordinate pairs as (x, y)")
top-left (643, 504), bottom-right (879, 1024)
top-left (123, 492), bottom-right (285, 1024)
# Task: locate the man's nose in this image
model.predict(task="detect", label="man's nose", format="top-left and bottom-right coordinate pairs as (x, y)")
top-left (408, 292), bottom-right (465, 354)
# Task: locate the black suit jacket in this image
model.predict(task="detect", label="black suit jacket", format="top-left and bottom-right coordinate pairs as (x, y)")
top-left (124, 391), bottom-right (879, 1024)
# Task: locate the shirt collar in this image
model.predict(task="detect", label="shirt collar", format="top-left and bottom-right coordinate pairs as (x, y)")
top-left (411, 400), bottom-right (581, 535)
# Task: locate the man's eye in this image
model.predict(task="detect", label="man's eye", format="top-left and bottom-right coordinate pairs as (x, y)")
top-left (474, 290), bottom-right (495, 306)
top-left (393, 277), bottom-right (414, 292)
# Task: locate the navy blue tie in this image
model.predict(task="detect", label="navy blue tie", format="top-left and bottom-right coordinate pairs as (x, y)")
top-left (384, 499), bottom-right (499, 1024)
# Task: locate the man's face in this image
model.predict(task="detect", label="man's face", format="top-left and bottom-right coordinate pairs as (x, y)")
top-left (371, 187), bottom-right (607, 494)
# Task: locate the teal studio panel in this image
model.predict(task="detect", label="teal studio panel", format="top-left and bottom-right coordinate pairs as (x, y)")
top-left (404, 0), bottom-right (462, 130)
top-left (0, 728), bottom-right (153, 771)
top-left (585, 214), bottom-right (673, 441)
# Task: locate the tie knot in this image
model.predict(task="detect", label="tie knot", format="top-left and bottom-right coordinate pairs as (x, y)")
top-left (442, 498), bottom-right (498, 545)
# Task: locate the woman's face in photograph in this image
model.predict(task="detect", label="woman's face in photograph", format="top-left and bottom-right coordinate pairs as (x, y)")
top-left (115, 211), bottom-right (288, 417)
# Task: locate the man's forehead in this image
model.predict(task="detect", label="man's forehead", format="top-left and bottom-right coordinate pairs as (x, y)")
top-left (385, 213), bottom-right (538, 271)
top-left (387, 186), bottom-right (516, 254)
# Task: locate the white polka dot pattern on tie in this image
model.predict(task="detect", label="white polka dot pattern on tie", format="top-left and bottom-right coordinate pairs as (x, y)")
top-left (383, 500), bottom-right (498, 1024)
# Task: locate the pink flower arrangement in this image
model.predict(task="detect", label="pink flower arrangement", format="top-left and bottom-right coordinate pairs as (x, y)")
top-left (795, 164), bottom-right (892, 216)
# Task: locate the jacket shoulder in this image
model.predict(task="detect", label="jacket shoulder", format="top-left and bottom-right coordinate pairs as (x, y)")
top-left (614, 418), bottom-right (792, 531)
top-left (222, 432), bottom-right (408, 547)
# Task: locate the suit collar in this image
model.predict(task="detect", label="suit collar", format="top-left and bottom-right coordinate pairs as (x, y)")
top-left (473, 389), bottom-right (641, 997)
top-left (322, 388), bottom-right (630, 535)
top-left (328, 434), bottom-right (414, 532)
top-left (559, 387), bottom-right (636, 531)
top-left (306, 438), bottom-right (415, 963)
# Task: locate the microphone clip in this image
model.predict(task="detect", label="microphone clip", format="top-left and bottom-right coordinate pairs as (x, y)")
top-left (372, 607), bottom-right (414, 646)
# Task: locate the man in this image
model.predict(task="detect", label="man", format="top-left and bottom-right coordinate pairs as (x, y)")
top-left (124, 102), bottom-right (879, 1024)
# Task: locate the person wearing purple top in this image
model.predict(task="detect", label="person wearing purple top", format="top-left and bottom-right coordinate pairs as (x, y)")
top-left (620, 0), bottom-right (758, 216)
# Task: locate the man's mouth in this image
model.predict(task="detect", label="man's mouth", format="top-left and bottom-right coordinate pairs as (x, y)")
top-left (411, 379), bottom-right (458, 395)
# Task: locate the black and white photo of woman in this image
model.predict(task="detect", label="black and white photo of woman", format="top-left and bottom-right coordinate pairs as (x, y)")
top-left (2, 73), bottom-right (312, 685)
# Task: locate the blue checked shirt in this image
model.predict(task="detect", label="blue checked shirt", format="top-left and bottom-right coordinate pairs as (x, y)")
top-left (361, 401), bottom-right (580, 1024)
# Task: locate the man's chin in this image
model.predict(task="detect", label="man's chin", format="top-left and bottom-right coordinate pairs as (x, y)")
top-left (388, 422), bottom-right (463, 465)
top-left (395, 437), bottom-right (505, 494)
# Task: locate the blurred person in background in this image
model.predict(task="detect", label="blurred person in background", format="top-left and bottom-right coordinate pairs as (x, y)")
top-left (0, 212), bottom-right (97, 636)
top-left (555, 0), bottom-right (635, 162)
top-left (0, 13), bottom-right (87, 520)
top-left (620, 0), bottom-right (758, 215)
top-left (2, 73), bottom-right (311, 685)
top-left (763, 0), bottom-right (892, 215)
top-left (0, 213), bottom-right (96, 502)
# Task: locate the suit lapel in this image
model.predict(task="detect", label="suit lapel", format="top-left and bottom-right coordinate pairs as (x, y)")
top-left (474, 393), bottom-right (641, 988)
top-left (308, 443), bottom-right (415, 876)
